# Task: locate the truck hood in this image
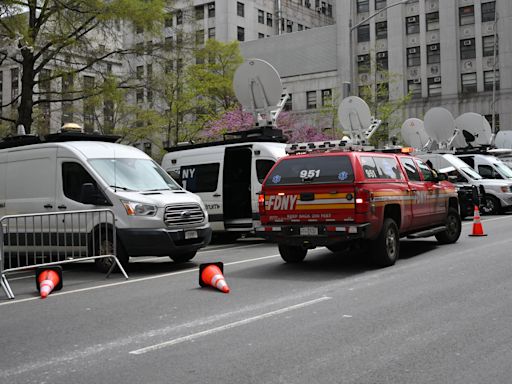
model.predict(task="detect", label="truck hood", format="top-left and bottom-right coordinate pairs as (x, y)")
top-left (108, 189), bottom-right (204, 208)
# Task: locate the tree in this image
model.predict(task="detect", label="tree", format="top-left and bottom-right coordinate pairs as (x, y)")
top-left (0, 0), bottom-right (168, 134)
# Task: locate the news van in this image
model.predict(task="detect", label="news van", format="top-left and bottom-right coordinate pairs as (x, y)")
top-left (457, 153), bottom-right (512, 181)
top-left (0, 131), bottom-right (211, 272)
top-left (161, 128), bottom-right (287, 238)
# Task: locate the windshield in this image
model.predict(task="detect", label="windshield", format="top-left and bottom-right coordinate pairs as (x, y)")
top-left (494, 162), bottom-right (512, 178)
top-left (89, 158), bottom-right (182, 191)
top-left (460, 166), bottom-right (483, 180)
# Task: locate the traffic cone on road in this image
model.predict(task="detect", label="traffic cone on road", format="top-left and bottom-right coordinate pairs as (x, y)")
top-left (469, 205), bottom-right (487, 237)
top-left (35, 266), bottom-right (63, 299)
top-left (199, 262), bottom-right (230, 293)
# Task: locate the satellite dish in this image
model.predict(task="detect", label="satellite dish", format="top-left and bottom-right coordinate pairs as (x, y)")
top-left (454, 112), bottom-right (492, 147)
top-left (401, 118), bottom-right (429, 149)
top-left (338, 96), bottom-right (372, 136)
top-left (424, 107), bottom-right (455, 144)
top-left (233, 59), bottom-right (283, 111)
top-left (495, 131), bottom-right (512, 149)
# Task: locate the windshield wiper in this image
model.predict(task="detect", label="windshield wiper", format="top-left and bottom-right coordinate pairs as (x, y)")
top-left (145, 188), bottom-right (170, 191)
top-left (109, 185), bottom-right (133, 191)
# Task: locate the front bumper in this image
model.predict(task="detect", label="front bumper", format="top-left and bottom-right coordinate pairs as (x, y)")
top-left (118, 226), bottom-right (212, 257)
top-left (255, 223), bottom-right (370, 247)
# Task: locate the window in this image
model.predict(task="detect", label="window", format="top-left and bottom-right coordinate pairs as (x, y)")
top-left (258, 33), bottom-right (265, 39)
top-left (284, 93), bottom-right (292, 111)
top-left (103, 100), bottom-right (114, 130)
top-left (427, 43), bottom-right (440, 64)
top-left (426, 12), bottom-right (439, 31)
top-left (481, 2), bottom-right (496, 22)
top-left (237, 2), bottom-right (244, 17)
top-left (177, 10), bottom-right (183, 25)
top-left (195, 5), bottom-right (204, 20)
top-left (145, 41), bottom-right (153, 55)
top-left (256, 160), bottom-right (275, 183)
top-left (62, 162), bottom-right (105, 204)
top-left (286, 20), bottom-right (292, 33)
top-left (482, 35), bottom-right (497, 57)
top-left (376, 51), bottom-right (388, 70)
top-left (136, 88), bottom-right (144, 104)
top-left (147, 89), bottom-right (153, 105)
top-left (428, 77), bottom-right (442, 96)
top-left (164, 14), bottom-right (173, 28)
top-left (407, 47), bottom-right (420, 67)
top-left (408, 79), bottom-right (422, 98)
top-left (321, 89), bottom-right (332, 106)
top-left (376, 21), bottom-right (387, 39)
top-left (460, 38), bottom-right (476, 60)
top-left (61, 73), bottom-right (73, 124)
top-left (237, 26), bottom-right (245, 41)
top-left (484, 114), bottom-right (500, 131)
top-left (484, 70), bottom-right (499, 91)
top-left (327, 4), bottom-right (332, 17)
top-left (461, 72), bottom-right (477, 93)
top-left (306, 91), bottom-right (317, 109)
top-left (135, 42), bottom-right (143, 54)
top-left (357, 0), bottom-right (369, 13)
top-left (400, 158), bottom-right (421, 181)
top-left (180, 164), bottom-right (219, 192)
top-left (361, 156), bottom-right (403, 179)
top-left (375, 0), bottom-right (386, 10)
top-left (298, 24), bottom-right (303, 31)
top-left (135, 24), bottom-right (143, 34)
top-left (267, 13), bottom-right (273, 27)
top-left (376, 83), bottom-right (389, 102)
top-left (258, 9), bottom-right (264, 24)
top-left (406, 15), bottom-right (420, 34)
top-left (208, 27), bottom-right (216, 39)
top-left (416, 159), bottom-right (435, 181)
top-left (459, 5), bottom-right (474, 25)
top-left (164, 36), bottom-right (173, 50)
top-left (83, 76), bottom-right (95, 133)
top-left (208, 2), bottom-right (215, 18)
top-left (11, 67), bottom-right (19, 100)
top-left (357, 24), bottom-right (370, 42)
top-left (357, 54), bottom-right (370, 73)
top-left (136, 65), bottom-right (143, 79)
top-left (196, 30), bottom-right (204, 45)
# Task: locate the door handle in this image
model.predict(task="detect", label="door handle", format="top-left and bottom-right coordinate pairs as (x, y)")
top-left (58, 205), bottom-right (67, 210)
top-left (44, 204), bottom-right (53, 209)
top-left (213, 193), bottom-right (221, 197)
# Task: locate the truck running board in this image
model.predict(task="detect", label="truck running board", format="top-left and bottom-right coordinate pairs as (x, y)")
top-left (407, 226), bottom-right (447, 239)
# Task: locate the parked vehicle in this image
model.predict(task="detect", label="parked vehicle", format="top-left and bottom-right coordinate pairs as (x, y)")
top-left (457, 153), bottom-right (512, 180)
top-left (417, 153), bottom-right (512, 215)
top-left (256, 142), bottom-right (461, 267)
top-left (437, 166), bottom-right (481, 219)
top-left (162, 127), bottom-right (287, 239)
top-left (0, 131), bottom-right (211, 272)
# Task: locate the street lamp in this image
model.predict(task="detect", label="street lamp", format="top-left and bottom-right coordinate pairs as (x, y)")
top-left (348, 0), bottom-right (409, 96)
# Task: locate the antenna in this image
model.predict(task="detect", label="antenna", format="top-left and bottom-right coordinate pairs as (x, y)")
top-left (424, 107), bottom-right (455, 149)
top-left (233, 59), bottom-right (285, 127)
top-left (454, 112), bottom-right (492, 148)
top-left (338, 96), bottom-right (381, 145)
top-left (401, 118), bottom-right (429, 149)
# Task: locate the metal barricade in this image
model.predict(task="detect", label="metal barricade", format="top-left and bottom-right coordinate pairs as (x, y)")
top-left (0, 209), bottom-right (128, 299)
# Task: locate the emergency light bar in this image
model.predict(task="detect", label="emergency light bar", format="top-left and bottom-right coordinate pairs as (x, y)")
top-left (285, 140), bottom-right (375, 155)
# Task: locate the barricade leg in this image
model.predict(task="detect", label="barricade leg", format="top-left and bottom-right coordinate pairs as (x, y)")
top-left (1, 274), bottom-right (15, 299)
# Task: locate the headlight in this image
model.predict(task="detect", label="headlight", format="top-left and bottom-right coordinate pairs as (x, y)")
top-left (122, 200), bottom-right (157, 216)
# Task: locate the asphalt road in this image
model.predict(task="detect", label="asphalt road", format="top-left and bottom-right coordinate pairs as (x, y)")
top-left (1, 215), bottom-right (512, 384)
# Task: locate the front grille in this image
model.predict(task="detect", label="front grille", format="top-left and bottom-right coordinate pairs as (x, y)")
top-left (164, 203), bottom-right (205, 226)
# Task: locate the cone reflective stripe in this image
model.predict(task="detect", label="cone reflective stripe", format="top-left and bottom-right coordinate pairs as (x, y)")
top-left (469, 205), bottom-right (487, 237)
top-left (35, 266), bottom-right (63, 299)
top-left (199, 262), bottom-right (230, 293)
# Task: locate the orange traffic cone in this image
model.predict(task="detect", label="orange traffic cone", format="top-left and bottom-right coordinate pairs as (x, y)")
top-left (469, 205), bottom-right (487, 237)
top-left (199, 262), bottom-right (230, 293)
top-left (35, 266), bottom-right (63, 299)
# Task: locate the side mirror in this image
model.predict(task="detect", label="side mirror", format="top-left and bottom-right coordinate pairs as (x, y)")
top-left (80, 183), bottom-right (108, 205)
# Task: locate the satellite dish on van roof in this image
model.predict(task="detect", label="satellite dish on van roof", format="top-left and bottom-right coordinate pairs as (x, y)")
top-left (424, 107), bottom-right (455, 145)
top-left (401, 118), bottom-right (429, 149)
top-left (455, 112), bottom-right (492, 147)
top-left (233, 59), bottom-right (283, 112)
top-left (338, 96), bottom-right (372, 132)
top-left (495, 131), bottom-right (512, 149)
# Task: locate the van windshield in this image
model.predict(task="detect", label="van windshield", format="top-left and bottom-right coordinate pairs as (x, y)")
top-left (89, 159), bottom-right (181, 191)
top-left (494, 162), bottom-right (512, 178)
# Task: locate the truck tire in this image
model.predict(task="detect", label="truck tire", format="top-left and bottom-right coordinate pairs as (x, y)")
top-left (170, 251), bottom-right (197, 263)
top-left (278, 244), bottom-right (307, 263)
top-left (435, 208), bottom-right (461, 244)
top-left (481, 195), bottom-right (500, 215)
top-left (371, 218), bottom-right (399, 267)
top-left (94, 236), bottom-right (129, 273)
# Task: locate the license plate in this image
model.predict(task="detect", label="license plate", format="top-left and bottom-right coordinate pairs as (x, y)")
top-left (185, 230), bottom-right (198, 239)
top-left (300, 227), bottom-right (318, 236)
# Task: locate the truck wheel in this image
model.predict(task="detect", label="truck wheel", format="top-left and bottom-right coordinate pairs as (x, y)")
top-left (371, 218), bottom-right (399, 267)
top-left (94, 236), bottom-right (129, 273)
top-left (481, 195), bottom-right (500, 215)
top-left (170, 251), bottom-right (197, 263)
top-left (278, 244), bottom-right (307, 263)
top-left (435, 208), bottom-right (461, 244)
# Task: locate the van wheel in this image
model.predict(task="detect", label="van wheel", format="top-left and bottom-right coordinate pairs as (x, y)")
top-left (94, 236), bottom-right (129, 273)
top-left (481, 195), bottom-right (500, 215)
top-left (435, 208), bottom-right (461, 244)
top-left (170, 251), bottom-right (197, 263)
top-left (371, 218), bottom-right (399, 267)
top-left (278, 244), bottom-right (307, 263)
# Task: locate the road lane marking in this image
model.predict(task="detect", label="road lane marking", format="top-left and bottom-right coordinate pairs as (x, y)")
top-left (129, 296), bottom-right (332, 355)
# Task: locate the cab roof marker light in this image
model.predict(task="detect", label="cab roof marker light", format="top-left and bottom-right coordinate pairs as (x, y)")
top-left (401, 147), bottom-right (414, 153)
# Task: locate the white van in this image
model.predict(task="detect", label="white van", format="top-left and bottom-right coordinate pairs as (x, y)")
top-left (0, 135), bottom-right (211, 271)
top-left (457, 153), bottom-right (512, 181)
top-left (417, 153), bottom-right (512, 215)
top-left (161, 134), bottom-right (287, 238)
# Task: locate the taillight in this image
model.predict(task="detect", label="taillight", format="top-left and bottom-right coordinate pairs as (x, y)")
top-left (258, 193), bottom-right (265, 212)
top-left (355, 187), bottom-right (371, 213)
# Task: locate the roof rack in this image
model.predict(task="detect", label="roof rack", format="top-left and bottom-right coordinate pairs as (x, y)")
top-left (165, 126), bottom-right (286, 152)
top-left (0, 131), bottom-right (121, 150)
top-left (286, 140), bottom-right (375, 155)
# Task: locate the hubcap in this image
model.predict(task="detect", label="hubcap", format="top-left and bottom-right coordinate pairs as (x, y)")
top-left (386, 228), bottom-right (397, 258)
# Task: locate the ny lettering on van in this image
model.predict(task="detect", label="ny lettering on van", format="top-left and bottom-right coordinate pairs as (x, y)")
top-left (181, 168), bottom-right (196, 179)
top-left (266, 195), bottom-right (298, 210)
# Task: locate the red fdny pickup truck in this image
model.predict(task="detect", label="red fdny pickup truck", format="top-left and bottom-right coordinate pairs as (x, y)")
top-left (256, 142), bottom-right (461, 267)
